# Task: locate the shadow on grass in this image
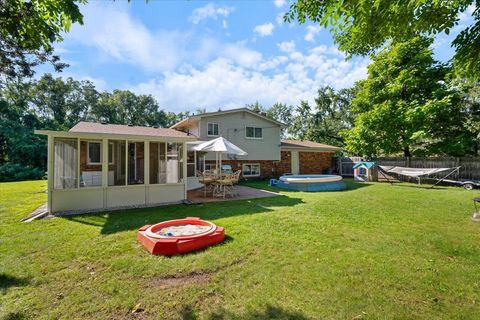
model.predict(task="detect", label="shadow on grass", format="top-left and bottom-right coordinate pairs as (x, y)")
top-left (0, 274), bottom-right (29, 294)
top-left (1, 312), bottom-right (27, 320)
top-left (377, 181), bottom-right (455, 190)
top-left (180, 304), bottom-right (310, 320)
top-left (63, 194), bottom-right (304, 235)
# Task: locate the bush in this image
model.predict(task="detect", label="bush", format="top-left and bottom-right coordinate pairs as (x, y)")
top-left (0, 163), bottom-right (46, 182)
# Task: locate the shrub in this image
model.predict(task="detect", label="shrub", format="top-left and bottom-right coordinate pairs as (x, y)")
top-left (0, 163), bottom-right (45, 182)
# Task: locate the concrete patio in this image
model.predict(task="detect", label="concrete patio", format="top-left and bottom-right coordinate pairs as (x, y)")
top-left (187, 185), bottom-right (280, 203)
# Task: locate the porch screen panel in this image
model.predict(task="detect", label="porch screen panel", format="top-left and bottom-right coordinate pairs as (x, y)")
top-left (196, 153), bottom-right (205, 174)
top-left (187, 151), bottom-right (195, 177)
top-left (54, 138), bottom-right (78, 189)
top-left (79, 140), bottom-right (102, 187)
top-left (128, 142), bottom-right (144, 185)
top-left (109, 140), bottom-right (126, 186)
top-left (167, 143), bottom-right (183, 183)
top-left (149, 142), bottom-right (166, 184)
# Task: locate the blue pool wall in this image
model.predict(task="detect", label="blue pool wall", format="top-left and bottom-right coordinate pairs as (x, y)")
top-left (276, 180), bottom-right (346, 192)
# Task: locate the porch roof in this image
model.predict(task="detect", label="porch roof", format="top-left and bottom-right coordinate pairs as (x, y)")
top-left (280, 139), bottom-right (341, 152)
top-left (35, 121), bottom-right (197, 141)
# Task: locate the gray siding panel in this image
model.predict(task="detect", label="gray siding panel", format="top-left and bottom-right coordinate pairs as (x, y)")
top-left (193, 111), bottom-right (281, 161)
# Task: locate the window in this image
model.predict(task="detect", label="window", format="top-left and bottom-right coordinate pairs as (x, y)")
top-left (205, 163), bottom-right (215, 171)
top-left (245, 126), bottom-right (263, 139)
top-left (54, 138), bottom-right (78, 189)
top-left (242, 163), bottom-right (260, 177)
top-left (87, 141), bottom-right (114, 165)
top-left (207, 123), bottom-right (219, 136)
top-left (87, 141), bottom-right (101, 165)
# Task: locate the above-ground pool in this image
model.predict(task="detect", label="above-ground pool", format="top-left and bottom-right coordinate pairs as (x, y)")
top-left (277, 174), bottom-right (346, 192)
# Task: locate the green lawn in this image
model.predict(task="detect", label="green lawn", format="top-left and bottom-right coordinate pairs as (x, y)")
top-left (1, 180), bottom-right (479, 319)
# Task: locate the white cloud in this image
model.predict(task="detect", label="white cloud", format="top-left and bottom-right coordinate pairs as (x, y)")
top-left (276, 12), bottom-right (286, 25)
top-left (273, 0), bottom-right (287, 8)
top-left (189, 3), bottom-right (235, 24)
top-left (277, 41), bottom-right (296, 53)
top-left (67, 3), bottom-right (186, 72)
top-left (253, 23), bottom-right (275, 37)
top-left (130, 47), bottom-right (368, 112)
top-left (62, 2), bottom-right (368, 113)
top-left (304, 25), bottom-right (321, 42)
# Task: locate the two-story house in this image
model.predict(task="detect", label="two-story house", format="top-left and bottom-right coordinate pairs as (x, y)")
top-left (35, 108), bottom-right (341, 214)
top-left (171, 108), bottom-right (341, 187)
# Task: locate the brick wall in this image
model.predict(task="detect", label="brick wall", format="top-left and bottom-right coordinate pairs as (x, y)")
top-left (205, 151), bottom-right (290, 178)
top-left (80, 141), bottom-right (103, 172)
top-left (299, 151), bottom-right (333, 174)
top-left (204, 151), bottom-right (333, 178)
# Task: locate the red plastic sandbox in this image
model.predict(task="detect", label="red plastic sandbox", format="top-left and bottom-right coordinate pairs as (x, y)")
top-left (137, 217), bottom-right (225, 255)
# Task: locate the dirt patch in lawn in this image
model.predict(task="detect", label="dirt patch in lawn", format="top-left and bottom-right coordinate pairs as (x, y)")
top-left (148, 256), bottom-right (249, 289)
top-left (150, 271), bottom-right (212, 288)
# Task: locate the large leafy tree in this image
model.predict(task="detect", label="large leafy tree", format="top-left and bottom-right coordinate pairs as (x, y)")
top-left (307, 86), bottom-right (354, 146)
top-left (31, 74), bottom-right (98, 129)
top-left (0, 0), bottom-right (84, 85)
top-left (266, 103), bottom-right (294, 138)
top-left (286, 87), bottom-right (354, 146)
top-left (286, 0), bottom-right (480, 77)
top-left (91, 90), bottom-right (178, 127)
top-left (342, 37), bottom-right (471, 157)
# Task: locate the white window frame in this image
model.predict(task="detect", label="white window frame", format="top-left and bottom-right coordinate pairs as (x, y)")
top-left (242, 163), bottom-right (261, 177)
top-left (207, 122), bottom-right (219, 136)
top-left (205, 163), bottom-right (216, 171)
top-left (87, 141), bottom-right (114, 165)
top-left (87, 141), bottom-right (102, 165)
top-left (245, 126), bottom-right (263, 139)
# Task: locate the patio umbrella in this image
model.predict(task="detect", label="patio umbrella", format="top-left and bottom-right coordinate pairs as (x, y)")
top-left (192, 137), bottom-right (247, 172)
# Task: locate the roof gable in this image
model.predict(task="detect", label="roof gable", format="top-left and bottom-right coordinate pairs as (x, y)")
top-left (171, 107), bottom-right (284, 128)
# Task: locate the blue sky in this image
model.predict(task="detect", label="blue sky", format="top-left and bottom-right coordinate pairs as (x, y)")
top-left (38, 0), bottom-right (475, 113)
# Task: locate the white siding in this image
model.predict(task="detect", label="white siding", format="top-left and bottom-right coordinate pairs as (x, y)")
top-left (192, 111), bottom-right (281, 161)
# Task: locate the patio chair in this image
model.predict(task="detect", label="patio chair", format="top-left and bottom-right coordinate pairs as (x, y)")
top-left (231, 170), bottom-right (241, 196)
top-left (197, 170), bottom-right (215, 197)
top-left (214, 173), bottom-right (235, 199)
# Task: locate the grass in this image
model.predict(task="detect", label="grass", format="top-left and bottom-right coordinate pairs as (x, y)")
top-left (1, 179), bottom-right (479, 319)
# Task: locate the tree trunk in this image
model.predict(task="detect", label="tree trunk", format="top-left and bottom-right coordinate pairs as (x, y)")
top-left (403, 146), bottom-right (411, 157)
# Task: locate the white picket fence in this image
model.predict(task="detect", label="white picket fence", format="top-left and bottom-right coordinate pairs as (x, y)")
top-left (336, 156), bottom-right (480, 180)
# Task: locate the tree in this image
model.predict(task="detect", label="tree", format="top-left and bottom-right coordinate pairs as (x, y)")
top-left (307, 86), bottom-right (354, 147)
top-left (266, 103), bottom-right (294, 138)
top-left (286, 0), bottom-right (480, 78)
top-left (246, 101), bottom-right (265, 113)
top-left (91, 90), bottom-right (181, 128)
top-left (290, 100), bottom-right (312, 140)
top-left (454, 78), bottom-right (480, 154)
top-left (0, 80), bottom-right (47, 179)
top-left (30, 74), bottom-right (98, 129)
top-left (342, 37), bottom-right (470, 157)
top-left (0, 0), bottom-right (84, 85)
top-left (285, 88), bottom-right (354, 146)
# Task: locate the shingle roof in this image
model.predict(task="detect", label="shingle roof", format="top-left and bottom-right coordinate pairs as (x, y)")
top-left (281, 139), bottom-right (341, 151)
top-left (70, 122), bottom-right (191, 138)
top-left (171, 107), bottom-right (285, 128)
